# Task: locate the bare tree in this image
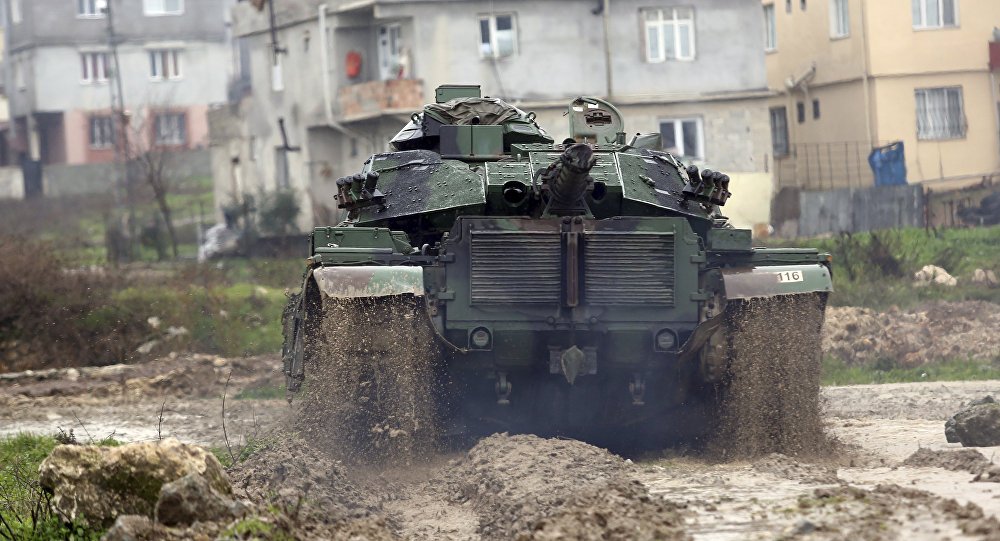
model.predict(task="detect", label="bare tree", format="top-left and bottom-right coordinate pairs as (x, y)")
top-left (122, 107), bottom-right (183, 259)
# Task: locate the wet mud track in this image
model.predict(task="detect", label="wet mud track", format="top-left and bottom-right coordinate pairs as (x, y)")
top-left (4, 357), bottom-right (1000, 539)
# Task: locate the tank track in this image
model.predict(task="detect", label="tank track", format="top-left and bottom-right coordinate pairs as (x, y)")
top-left (713, 293), bottom-right (828, 458)
top-left (294, 294), bottom-right (442, 463)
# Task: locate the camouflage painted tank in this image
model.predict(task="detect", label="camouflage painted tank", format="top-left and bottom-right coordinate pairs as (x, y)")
top-left (283, 85), bottom-right (832, 455)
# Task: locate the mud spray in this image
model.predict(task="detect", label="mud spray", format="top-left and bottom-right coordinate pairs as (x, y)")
top-left (294, 294), bottom-right (444, 464)
top-left (713, 293), bottom-right (830, 459)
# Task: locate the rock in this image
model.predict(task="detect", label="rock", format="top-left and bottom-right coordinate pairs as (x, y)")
top-left (974, 465), bottom-right (1000, 483)
top-left (945, 402), bottom-right (1000, 447)
top-left (155, 472), bottom-right (246, 527)
top-left (972, 269), bottom-right (999, 287)
top-left (101, 515), bottom-right (154, 541)
top-left (38, 438), bottom-right (230, 528)
top-left (914, 265), bottom-right (957, 287)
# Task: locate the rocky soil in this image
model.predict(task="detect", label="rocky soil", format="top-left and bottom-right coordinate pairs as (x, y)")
top-left (823, 301), bottom-right (1000, 367)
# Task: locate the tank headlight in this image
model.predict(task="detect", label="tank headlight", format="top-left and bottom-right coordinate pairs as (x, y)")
top-left (655, 330), bottom-right (676, 352)
top-left (470, 327), bottom-right (492, 349)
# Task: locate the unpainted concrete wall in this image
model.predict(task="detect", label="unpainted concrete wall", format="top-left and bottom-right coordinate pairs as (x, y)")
top-left (43, 149), bottom-right (211, 197)
top-left (792, 184), bottom-right (925, 237)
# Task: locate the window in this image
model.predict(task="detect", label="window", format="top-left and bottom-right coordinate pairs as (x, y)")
top-left (829, 0), bottom-right (849, 37)
top-left (812, 99), bottom-right (821, 119)
top-left (800, 0), bottom-right (807, 10)
top-left (149, 49), bottom-right (181, 80)
top-left (77, 0), bottom-right (106, 18)
top-left (143, 0), bottom-right (183, 16)
top-left (89, 116), bottom-right (114, 149)
top-left (659, 117), bottom-right (703, 159)
top-left (154, 113), bottom-right (186, 146)
top-left (378, 23), bottom-right (403, 79)
top-left (479, 14), bottom-right (516, 58)
top-left (770, 107), bottom-right (789, 157)
top-left (11, 0), bottom-right (21, 24)
top-left (797, 101), bottom-right (806, 123)
top-left (80, 52), bottom-right (110, 84)
top-left (644, 8), bottom-right (695, 62)
top-left (912, 0), bottom-right (957, 29)
top-left (785, 0), bottom-right (791, 13)
top-left (764, 4), bottom-right (777, 51)
top-left (916, 87), bottom-right (965, 139)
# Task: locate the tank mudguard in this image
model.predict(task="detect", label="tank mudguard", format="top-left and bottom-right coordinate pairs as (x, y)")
top-left (721, 264), bottom-right (833, 300)
top-left (312, 266), bottom-right (425, 298)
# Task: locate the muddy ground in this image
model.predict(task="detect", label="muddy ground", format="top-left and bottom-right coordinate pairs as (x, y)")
top-left (4, 353), bottom-right (1000, 539)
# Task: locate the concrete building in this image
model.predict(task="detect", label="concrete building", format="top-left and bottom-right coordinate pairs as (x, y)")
top-left (216, 0), bottom-right (777, 231)
top-left (763, 0), bottom-right (1000, 190)
top-left (1, 0), bottom-right (232, 195)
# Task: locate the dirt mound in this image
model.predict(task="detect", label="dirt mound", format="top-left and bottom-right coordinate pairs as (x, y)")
top-left (824, 301), bottom-right (1000, 367)
top-left (0, 353), bottom-right (281, 403)
top-left (795, 484), bottom-right (1000, 539)
top-left (715, 295), bottom-right (829, 459)
top-left (295, 295), bottom-right (442, 465)
top-left (523, 479), bottom-right (688, 541)
top-left (902, 448), bottom-right (992, 474)
top-left (444, 433), bottom-right (681, 540)
top-left (226, 434), bottom-right (375, 522)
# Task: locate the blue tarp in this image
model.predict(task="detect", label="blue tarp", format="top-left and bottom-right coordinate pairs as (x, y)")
top-left (868, 141), bottom-right (907, 186)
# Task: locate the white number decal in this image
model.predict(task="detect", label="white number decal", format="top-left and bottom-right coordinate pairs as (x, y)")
top-left (776, 270), bottom-right (803, 283)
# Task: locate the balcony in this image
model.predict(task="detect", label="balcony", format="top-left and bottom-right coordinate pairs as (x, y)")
top-left (337, 79), bottom-right (424, 123)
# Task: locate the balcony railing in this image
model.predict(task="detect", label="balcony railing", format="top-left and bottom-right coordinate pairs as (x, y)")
top-left (337, 79), bottom-right (424, 122)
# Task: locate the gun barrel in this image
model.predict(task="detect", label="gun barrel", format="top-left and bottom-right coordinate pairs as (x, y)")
top-left (550, 144), bottom-right (596, 207)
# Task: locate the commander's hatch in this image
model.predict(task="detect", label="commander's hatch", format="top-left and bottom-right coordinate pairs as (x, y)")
top-left (567, 97), bottom-right (626, 145)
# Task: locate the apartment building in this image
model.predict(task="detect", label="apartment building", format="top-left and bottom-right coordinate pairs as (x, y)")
top-left (216, 0), bottom-right (777, 231)
top-left (763, 0), bottom-right (1000, 189)
top-left (2, 0), bottom-right (232, 194)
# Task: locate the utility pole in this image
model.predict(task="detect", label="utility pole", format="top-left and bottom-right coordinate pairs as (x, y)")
top-left (103, 0), bottom-right (135, 260)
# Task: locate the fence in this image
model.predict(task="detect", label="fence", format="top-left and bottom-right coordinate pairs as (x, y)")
top-left (774, 141), bottom-right (875, 190)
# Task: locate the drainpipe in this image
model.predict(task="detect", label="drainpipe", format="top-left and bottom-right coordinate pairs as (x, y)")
top-left (991, 70), bottom-right (1000, 164)
top-left (318, 4), bottom-right (371, 143)
top-left (602, 0), bottom-right (614, 99)
top-left (859, 0), bottom-right (874, 149)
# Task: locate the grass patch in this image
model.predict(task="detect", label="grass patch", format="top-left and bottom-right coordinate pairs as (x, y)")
top-left (766, 226), bottom-right (1000, 310)
top-left (0, 433), bottom-right (106, 540)
top-left (234, 384), bottom-right (286, 401)
top-left (822, 357), bottom-right (1000, 386)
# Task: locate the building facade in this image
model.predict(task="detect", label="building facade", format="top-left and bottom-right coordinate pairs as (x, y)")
top-left (217, 0), bottom-right (777, 231)
top-left (2, 0), bottom-right (232, 177)
top-left (763, 0), bottom-right (1000, 190)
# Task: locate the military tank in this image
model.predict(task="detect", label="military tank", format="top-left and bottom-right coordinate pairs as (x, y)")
top-left (283, 84), bottom-right (832, 457)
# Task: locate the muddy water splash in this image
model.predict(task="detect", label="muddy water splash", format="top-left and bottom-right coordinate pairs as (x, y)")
top-left (713, 294), bottom-right (829, 458)
top-left (294, 294), bottom-right (443, 464)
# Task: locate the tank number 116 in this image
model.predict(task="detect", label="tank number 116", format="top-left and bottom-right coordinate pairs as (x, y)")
top-left (775, 270), bottom-right (804, 283)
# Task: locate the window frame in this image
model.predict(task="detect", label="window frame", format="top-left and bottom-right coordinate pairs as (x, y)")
top-left (76, 0), bottom-right (106, 19)
top-left (143, 0), bottom-right (184, 17)
top-left (770, 106), bottom-right (790, 158)
top-left (912, 0), bottom-right (958, 30)
top-left (764, 4), bottom-right (777, 52)
top-left (10, 0), bottom-right (21, 24)
top-left (89, 116), bottom-right (114, 150)
top-left (80, 52), bottom-right (110, 84)
top-left (643, 7), bottom-right (696, 63)
top-left (153, 112), bottom-right (187, 146)
top-left (658, 116), bottom-right (704, 160)
top-left (478, 13), bottom-right (517, 59)
top-left (915, 86), bottom-right (966, 140)
top-left (148, 49), bottom-right (183, 81)
top-left (829, 0), bottom-right (850, 38)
